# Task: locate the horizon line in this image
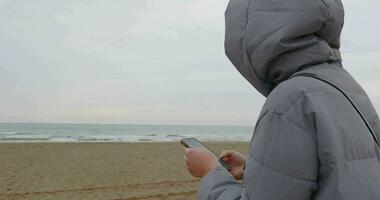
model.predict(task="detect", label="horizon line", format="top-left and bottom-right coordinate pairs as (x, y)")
top-left (0, 121), bottom-right (254, 127)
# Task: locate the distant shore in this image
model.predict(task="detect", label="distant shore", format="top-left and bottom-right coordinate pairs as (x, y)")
top-left (0, 142), bottom-right (249, 200)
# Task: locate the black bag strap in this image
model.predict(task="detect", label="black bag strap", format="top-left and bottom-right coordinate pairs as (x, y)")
top-left (293, 73), bottom-right (380, 147)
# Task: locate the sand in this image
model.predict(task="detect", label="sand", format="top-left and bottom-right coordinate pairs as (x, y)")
top-left (0, 142), bottom-right (249, 200)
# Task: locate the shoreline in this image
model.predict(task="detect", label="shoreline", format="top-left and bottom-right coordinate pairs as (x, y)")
top-left (0, 123), bottom-right (254, 144)
top-left (0, 139), bottom-right (251, 144)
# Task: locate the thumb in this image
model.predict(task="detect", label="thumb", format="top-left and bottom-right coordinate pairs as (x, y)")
top-left (219, 150), bottom-right (234, 159)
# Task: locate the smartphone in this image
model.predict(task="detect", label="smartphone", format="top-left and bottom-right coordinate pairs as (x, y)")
top-left (181, 138), bottom-right (231, 171)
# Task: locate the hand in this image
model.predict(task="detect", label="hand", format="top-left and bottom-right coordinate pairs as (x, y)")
top-left (220, 150), bottom-right (246, 180)
top-left (184, 148), bottom-right (220, 178)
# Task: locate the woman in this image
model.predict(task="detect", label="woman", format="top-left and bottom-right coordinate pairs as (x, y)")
top-left (184, 0), bottom-right (380, 199)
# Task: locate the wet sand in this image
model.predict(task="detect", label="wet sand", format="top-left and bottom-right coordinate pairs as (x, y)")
top-left (0, 142), bottom-right (249, 200)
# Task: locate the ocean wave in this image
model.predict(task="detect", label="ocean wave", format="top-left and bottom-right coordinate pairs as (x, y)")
top-left (165, 134), bottom-right (183, 138)
top-left (0, 137), bottom-right (250, 143)
top-left (0, 134), bottom-right (50, 141)
top-left (0, 133), bottom-right (251, 143)
top-left (0, 131), bottom-right (19, 135)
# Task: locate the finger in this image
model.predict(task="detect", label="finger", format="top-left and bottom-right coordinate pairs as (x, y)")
top-left (184, 160), bottom-right (189, 169)
top-left (221, 156), bottom-right (231, 162)
top-left (185, 148), bottom-right (193, 155)
top-left (219, 150), bottom-right (233, 158)
top-left (184, 155), bottom-right (190, 165)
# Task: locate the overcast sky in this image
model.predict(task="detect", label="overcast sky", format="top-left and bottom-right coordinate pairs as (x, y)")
top-left (0, 0), bottom-right (379, 126)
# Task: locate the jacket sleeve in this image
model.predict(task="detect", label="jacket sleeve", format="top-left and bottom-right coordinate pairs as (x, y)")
top-left (198, 112), bottom-right (318, 200)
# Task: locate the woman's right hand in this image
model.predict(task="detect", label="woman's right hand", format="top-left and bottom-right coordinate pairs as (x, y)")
top-left (219, 150), bottom-right (246, 180)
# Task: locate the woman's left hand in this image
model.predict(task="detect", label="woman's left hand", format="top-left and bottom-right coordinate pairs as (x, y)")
top-left (184, 148), bottom-right (220, 178)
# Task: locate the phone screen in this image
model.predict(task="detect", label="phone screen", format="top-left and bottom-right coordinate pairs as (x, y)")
top-left (181, 138), bottom-right (206, 148)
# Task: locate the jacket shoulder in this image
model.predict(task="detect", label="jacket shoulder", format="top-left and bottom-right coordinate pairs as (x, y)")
top-left (263, 76), bottom-right (331, 115)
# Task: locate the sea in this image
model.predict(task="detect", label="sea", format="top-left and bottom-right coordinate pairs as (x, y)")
top-left (0, 123), bottom-right (254, 143)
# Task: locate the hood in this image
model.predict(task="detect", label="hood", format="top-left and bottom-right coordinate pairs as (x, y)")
top-left (224, 0), bottom-right (344, 96)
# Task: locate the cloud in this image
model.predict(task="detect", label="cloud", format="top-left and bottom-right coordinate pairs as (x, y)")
top-left (0, 0), bottom-right (378, 125)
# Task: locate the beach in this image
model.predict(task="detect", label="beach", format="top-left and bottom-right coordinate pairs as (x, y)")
top-left (0, 142), bottom-right (249, 200)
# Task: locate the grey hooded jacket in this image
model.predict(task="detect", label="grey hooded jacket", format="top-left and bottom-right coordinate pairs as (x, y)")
top-left (198, 0), bottom-right (380, 199)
